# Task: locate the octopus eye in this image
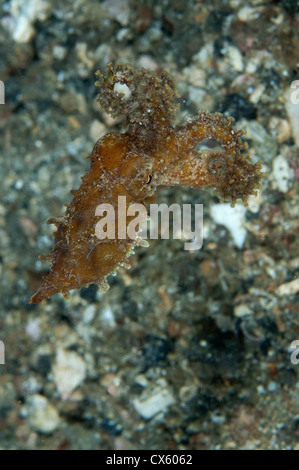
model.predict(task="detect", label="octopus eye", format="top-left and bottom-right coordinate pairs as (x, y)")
top-left (146, 174), bottom-right (152, 184)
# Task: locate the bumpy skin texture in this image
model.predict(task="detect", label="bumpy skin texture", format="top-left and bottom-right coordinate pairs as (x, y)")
top-left (29, 63), bottom-right (262, 304)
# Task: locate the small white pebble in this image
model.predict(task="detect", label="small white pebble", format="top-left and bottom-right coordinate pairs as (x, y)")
top-left (25, 319), bottom-right (41, 341)
top-left (210, 412), bottom-right (226, 424)
top-left (52, 45), bottom-right (67, 61)
top-left (12, 16), bottom-right (34, 43)
top-left (276, 278), bottom-right (299, 296)
top-left (257, 385), bottom-right (265, 395)
top-left (83, 304), bottom-right (96, 324)
top-left (26, 394), bottom-right (60, 434)
top-left (226, 45), bottom-right (244, 72)
top-left (89, 120), bottom-right (106, 142)
top-left (113, 82), bottom-right (131, 100)
top-left (52, 349), bottom-right (86, 400)
top-left (132, 380), bottom-right (175, 420)
top-left (101, 305), bottom-right (115, 327)
top-left (271, 155), bottom-right (294, 193)
top-left (210, 203), bottom-right (247, 248)
top-left (234, 304), bottom-right (252, 318)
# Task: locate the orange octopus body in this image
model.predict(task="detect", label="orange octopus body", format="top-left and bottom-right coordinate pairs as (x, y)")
top-left (29, 64), bottom-right (262, 304)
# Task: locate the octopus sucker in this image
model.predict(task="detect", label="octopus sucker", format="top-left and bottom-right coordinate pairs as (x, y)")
top-left (29, 64), bottom-right (262, 304)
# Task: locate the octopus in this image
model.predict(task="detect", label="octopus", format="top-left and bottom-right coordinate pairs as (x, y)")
top-left (29, 63), bottom-right (262, 304)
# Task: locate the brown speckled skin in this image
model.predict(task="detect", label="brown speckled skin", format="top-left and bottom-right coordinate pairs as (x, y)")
top-left (29, 64), bottom-right (262, 303)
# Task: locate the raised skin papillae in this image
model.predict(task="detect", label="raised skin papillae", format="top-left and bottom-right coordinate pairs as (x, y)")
top-left (29, 63), bottom-right (262, 304)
